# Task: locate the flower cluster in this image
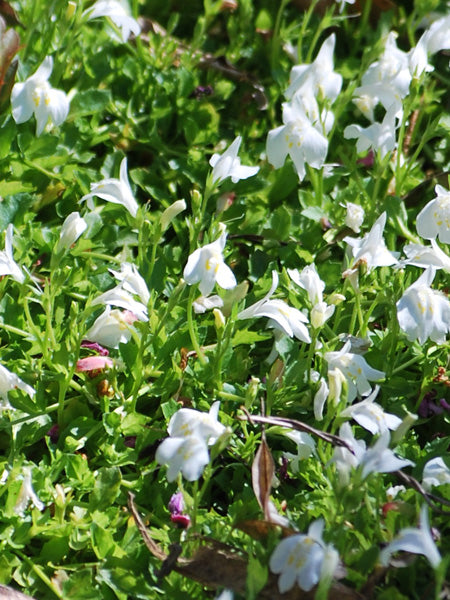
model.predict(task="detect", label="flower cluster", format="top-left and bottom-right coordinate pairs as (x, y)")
top-left (267, 34), bottom-right (342, 180)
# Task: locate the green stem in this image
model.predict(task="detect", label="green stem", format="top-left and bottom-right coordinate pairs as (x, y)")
top-left (15, 550), bottom-right (64, 599)
top-left (187, 287), bottom-right (207, 365)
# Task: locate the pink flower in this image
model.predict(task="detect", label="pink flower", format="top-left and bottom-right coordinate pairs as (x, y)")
top-left (76, 356), bottom-right (113, 373)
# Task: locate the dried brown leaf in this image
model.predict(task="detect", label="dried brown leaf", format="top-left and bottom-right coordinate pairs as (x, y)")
top-left (252, 433), bottom-right (275, 521)
top-left (235, 518), bottom-right (295, 540)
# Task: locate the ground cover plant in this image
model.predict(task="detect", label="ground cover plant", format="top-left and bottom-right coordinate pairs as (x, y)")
top-left (0, 0), bottom-right (449, 598)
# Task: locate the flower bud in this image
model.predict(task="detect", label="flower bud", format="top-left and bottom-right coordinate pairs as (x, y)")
top-left (56, 211), bottom-right (87, 254)
top-left (160, 199), bottom-right (187, 231)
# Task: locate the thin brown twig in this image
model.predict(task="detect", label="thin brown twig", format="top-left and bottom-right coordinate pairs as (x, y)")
top-left (239, 408), bottom-right (356, 454)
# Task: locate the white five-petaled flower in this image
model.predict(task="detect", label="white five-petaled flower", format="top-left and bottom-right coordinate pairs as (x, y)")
top-left (399, 240), bottom-right (450, 272)
top-left (266, 95), bottom-right (329, 182)
top-left (155, 402), bottom-right (228, 482)
top-left (0, 224), bottom-right (25, 284)
top-left (11, 56), bottom-right (70, 136)
top-left (324, 341), bottom-right (385, 403)
top-left (80, 157), bottom-right (139, 217)
top-left (359, 431), bottom-right (414, 479)
top-left (284, 34), bottom-right (342, 104)
top-left (183, 225), bottom-right (237, 296)
top-left (238, 271), bottom-right (311, 343)
top-left (155, 436), bottom-right (210, 482)
top-left (344, 106), bottom-right (399, 159)
top-left (339, 386), bottom-right (402, 434)
top-left (167, 402), bottom-right (227, 444)
top-left (269, 519), bottom-right (337, 593)
top-left (416, 185), bottom-right (450, 244)
top-left (84, 305), bottom-right (137, 348)
top-left (83, 0), bottom-right (141, 42)
top-left (209, 136), bottom-right (259, 185)
top-left (344, 212), bottom-right (398, 274)
top-left (359, 32), bottom-right (411, 107)
top-left (380, 505), bottom-right (441, 569)
top-left (56, 212), bottom-right (87, 254)
top-left (330, 426), bottom-right (414, 483)
top-left (422, 457), bottom-right (450, 490)
top-left (0, 363), bottom-right (35, 410)
top-left (396, 267), bottom-right (450, 345)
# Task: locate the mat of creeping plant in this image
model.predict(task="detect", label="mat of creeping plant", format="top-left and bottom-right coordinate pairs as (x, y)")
top-left (0, 0), bottom-right (449, 599)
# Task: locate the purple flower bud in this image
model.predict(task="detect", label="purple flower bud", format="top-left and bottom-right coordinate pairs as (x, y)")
top-left (168, 491), bottom-right (185, 515)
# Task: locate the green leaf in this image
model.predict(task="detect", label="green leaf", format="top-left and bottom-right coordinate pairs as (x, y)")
top-left (70, 89), bottom-right (112, 118)
top-left (89, 467), bottom-right (122, 512)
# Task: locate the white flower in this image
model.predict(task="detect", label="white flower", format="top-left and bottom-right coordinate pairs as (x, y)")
top-left (344, 212), bottom-right (398, 274)
top-left (167, 401), bottom-right (226, 445)
top-left (209, 136), bottom-right (259, 185)
top-left (160, 199), bottom-right (186, 231)
top-left (329, 423), bottom-right (367, 483)
top-left (344, 106), bottom-right (398, 159)
top-left (156, 402), bottom-right (228, 482)
top-left (327, 367), bottom-right (347, 406)
top-left (11, 56), bottom-right (70, 136)
top-left (353, 82), bottom-right (403, 122)
top-left (238, 271), bottom-right (311, 343)
top-left (324, 341), bottom-right (385, 402)
top-left (183, 226), bottom-right (236, 296)
top-left (289, 265), bottom-right (334, 328)
top-left (155, 435), bottom-right (210, 482)
top-left (0, 224), bottom-right (25, 284)
top-left (269, 520), bottom-right (337, 593)
top-left (14, 467), bottom-right (44, 515)
top-left (409, 15), bottom-right (450, 76)
top-left (386, 485), bottom-right (406, 501)
top-left (422, 457), bottom-right (450, 490)
top-left (85, 306), bottom-right (136, 348)
top-left (339, 386), bottom-right (402, 434)
top-left (380, 505), bottom-right (441, 569)
top-left (192, 294), bottom-right (224, 314)
top-left (91, 286), bottom-right (148, 322)
top-left (84, 0), bottom-right (141, 42)
top-left (266, 95), bottom-right (329, 181)
top-left (396, 267), bottom-right (450, 344)
top-left (359, 431), bottom-right (414, 479)
top-left (399, 240), bottom-right (450, 272)
top-left (282, 429), bottom-right (316, 472)
top-left (80, 157), bottom-right (139, 217)
top-left (416, 185), bottom-right (450, 244)
top-left (345, 202), bottom-right (365, 233)
top-left (109, 262), bottom-right (150, 305)
top-left (0, 363), bottom-right (35, 409)
top-left (285, 34), bottom-right (342, 103)
top-left (310, 302), bottom-right (335, 329)
top-left (360, 32), bottom-right (411, 101)
top-left (56, 212), bottom-right (87, 254)
top-left (288, 264), bottom-right (324, 305)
